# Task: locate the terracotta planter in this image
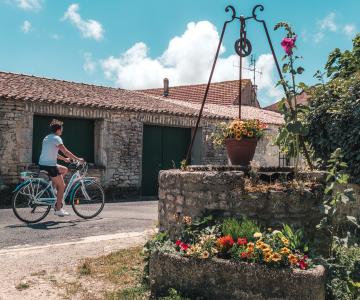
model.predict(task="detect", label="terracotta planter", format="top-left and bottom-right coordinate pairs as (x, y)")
top-left (225, 138), bottom-right (257, 166)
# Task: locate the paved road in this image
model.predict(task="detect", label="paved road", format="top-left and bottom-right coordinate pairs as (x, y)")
top-left (0, 201), bottom-right (158, 249)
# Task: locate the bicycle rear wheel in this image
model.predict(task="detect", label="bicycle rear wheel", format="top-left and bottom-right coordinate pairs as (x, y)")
top-left (12, 181), bottom-right (52, 223)
top-left (71, 180), bottom-right (105, 219)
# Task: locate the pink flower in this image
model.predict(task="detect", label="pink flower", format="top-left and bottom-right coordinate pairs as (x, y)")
top-left (175, 240), bottom-right (182, 247)
top-left (281, 36), bottom-right (297, 55)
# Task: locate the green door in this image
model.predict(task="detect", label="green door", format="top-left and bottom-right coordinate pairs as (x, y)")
top-left (142, 125), bottom-right (191, 196)
top-left (32, 115), bottom-right (95, 163)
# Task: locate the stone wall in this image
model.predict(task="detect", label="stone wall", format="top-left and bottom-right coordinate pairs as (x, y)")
top-left (158, 168), bottom-right (360, 251)
top-left (0, 97), bottom-right (281, 204)
top-left (150, 252), bottom-right (326, 300)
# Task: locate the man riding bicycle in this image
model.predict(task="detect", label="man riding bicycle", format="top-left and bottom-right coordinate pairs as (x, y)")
top-left (38, 119), bottom-right (84, 217)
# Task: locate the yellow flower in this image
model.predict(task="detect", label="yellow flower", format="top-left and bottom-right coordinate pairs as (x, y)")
top-left (258, 243), bottom-right (270, 250)
top-left (253, 232), bottom-right (263, 239)
top-left (262, 247), bottom-right (273, 254)
top-left (280, 247), bottom-right (291, 255)
top-left (281, 237), bottom-right (290, 246)
top-left (272, 252), bottom-right (282, 262)
top-left (200, 251), bottom-right (210, 259)
top-left (264, 252), bottom-right (272, 263)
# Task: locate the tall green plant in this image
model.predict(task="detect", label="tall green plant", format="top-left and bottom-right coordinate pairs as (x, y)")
top-left (273, 22), bottom-right (313, 171)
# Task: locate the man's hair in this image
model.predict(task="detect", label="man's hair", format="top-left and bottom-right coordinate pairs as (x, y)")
top-left (50, 119), bottom-right (63, 133)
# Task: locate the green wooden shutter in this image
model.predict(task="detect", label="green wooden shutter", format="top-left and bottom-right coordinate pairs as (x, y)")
top-left (142, 125), bottom-right (191, 196)
top-left (32, 115), bottom-right (95, 163)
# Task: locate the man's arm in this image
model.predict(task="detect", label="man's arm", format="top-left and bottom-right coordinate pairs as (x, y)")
top-left (58, 144), bottom-right (83, 162)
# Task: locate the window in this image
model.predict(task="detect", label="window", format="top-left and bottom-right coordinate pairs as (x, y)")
top-left (32, 115), bottom-right (95, 163)
top-left (279, 152), bottom-right (290, 167)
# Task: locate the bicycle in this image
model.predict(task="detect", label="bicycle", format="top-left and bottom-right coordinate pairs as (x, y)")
top-left (12, 161), bottom-right (105, 223)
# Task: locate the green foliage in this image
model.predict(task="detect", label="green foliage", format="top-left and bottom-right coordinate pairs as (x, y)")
top-left (221, 218), bottom-right (260, 241)
top-left (142, 232), bottom-right (175, 285)
top-left (316, 149), bottom-right (358, 256)
top-left (325, 34), bottom-right (360, 79)
top-left (318, 246), bottom-right (360, 300)
top-left (281, 224), bottom-right (308, 252)
top-left (306, 71), bottom-right (360, 180)
top-left (159, 288), bottom-right (191, 300)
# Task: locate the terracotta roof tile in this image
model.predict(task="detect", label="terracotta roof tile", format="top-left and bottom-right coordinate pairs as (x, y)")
top-left (139, 79), bottom-right (256, 106)
top-left (0, 71), bottom-right (220, 119)
top-left (0, 71), bottom-right (283, 124)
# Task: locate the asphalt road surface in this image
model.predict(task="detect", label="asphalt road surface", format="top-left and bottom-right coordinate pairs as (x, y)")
top-left (0, 201), bottom-right (158, 249)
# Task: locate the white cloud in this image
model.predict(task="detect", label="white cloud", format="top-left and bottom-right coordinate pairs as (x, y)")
top-left (343, 24), bottom-right (356, 37)
top-left (314, 31), bottom-right (325, 43)
top-left (83, 52), bottom-right (96, 74)
top-left (21, 20), bottom-right (31, 33)
top-left (16, 0), bottom-right (42, 10)
top-left (319, 12), bottom-right (337, 32)
top-left (62, 3), bottom-right (104, 41)
top-left (100, 20), bottom-right (280, 104)
top-left (4, 0), bottom-right (42, 11)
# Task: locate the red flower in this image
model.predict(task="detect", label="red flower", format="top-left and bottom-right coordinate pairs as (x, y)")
top-left (217, 236), bottom-right (235, 249)
top-left (237, 238), bottom-right (248, 246)
top-left (281, 36), bottom-right (297, 55)
top-left (241, 252), bottom-right (249, 259)
top-left (175, 240), bottom-right (182, 247)
top-left (180, 243), bottom-right (189, 251)
top-left (298, 259), bottom-right (308, 270)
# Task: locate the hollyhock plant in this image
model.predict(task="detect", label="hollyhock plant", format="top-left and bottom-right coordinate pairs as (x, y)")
top-left (281, 35), bottom-right (297, 55)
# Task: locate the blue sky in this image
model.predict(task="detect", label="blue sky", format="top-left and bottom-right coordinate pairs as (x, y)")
top-left (0, 0), bottom-right (359, 106)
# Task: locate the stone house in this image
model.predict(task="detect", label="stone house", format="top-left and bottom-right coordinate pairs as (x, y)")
top-left (0, 72), bottom-right (283, 202)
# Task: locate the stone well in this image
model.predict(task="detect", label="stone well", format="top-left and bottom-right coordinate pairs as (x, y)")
top-left (158, 166), bottom-right (327, 243)
top-left (150, 251), bottom-right (326, 300)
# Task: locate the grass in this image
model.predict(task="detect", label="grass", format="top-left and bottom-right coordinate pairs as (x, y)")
top-left (78, 260), bottom-right (92, 275)
top-left (15, 281), bottom-right (30, 291)
top-left (72, 246), bottom-right (150, 299)
top-left (46, 246), bottom-right (185, 299)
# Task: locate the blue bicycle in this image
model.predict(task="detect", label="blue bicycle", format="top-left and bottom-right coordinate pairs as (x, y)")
top-left (12, 161), bottom-right (105, 223)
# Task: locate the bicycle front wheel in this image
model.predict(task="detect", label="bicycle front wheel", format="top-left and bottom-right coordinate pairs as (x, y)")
top-left (71, 180), bottom-right (105, 219)
top-left (12, 181), bottom-right (52, 223)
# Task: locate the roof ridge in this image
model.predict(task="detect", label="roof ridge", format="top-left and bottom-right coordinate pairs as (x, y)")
top-left (0, 70), bottom-right (126, 92)
top-left (139, 78), bottom-right (252, 91)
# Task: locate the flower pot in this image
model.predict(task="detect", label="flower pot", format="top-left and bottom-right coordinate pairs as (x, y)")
top-left (225, 138), bottom-right (257, 166)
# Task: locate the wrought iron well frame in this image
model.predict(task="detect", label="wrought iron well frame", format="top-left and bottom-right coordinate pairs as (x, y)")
top-left (185, 4), bottom-right (292, 164)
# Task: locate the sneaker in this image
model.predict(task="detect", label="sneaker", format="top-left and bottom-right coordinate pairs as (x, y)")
top-left (54, 208), bottom-right (70, 217)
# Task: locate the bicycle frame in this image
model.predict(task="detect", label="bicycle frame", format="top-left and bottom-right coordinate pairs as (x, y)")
top-left (16, 167), bottom-right (94, 207)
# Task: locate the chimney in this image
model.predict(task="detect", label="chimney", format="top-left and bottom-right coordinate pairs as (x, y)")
top-left (163, 78), bottom-right (169, 97)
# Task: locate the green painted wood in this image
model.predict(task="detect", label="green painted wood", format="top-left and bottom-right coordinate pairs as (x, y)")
top-left (32, 115), bottom-right (95, 163)
top-left (142, 125), bottom-right (191, 196)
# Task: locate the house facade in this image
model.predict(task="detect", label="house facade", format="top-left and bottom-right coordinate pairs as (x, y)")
top-left (0, 72), bottom-right (283, 203)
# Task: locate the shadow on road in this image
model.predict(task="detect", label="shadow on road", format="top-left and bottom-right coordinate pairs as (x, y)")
top-left (5, 218), bottom-right (103, 230)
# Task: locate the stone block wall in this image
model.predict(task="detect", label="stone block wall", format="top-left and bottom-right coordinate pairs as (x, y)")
top-left (150, 252), bottom-right (326, 300)
top-left (0, 97), bottom-right (282, 204)
top-left (158, 168), bottom-right (360, 250)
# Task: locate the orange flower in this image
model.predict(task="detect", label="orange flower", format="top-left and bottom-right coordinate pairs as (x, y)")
top-left (288, 254), bottom-right (298, 265)
top-left (217, 235), bottom-right (234, 249)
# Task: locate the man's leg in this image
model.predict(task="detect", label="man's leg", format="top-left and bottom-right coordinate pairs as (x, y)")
top-left (51, 175), bottom-right (66, 210)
